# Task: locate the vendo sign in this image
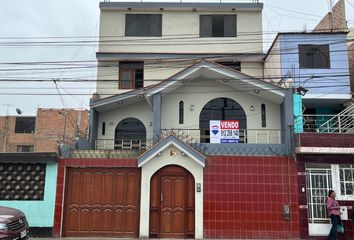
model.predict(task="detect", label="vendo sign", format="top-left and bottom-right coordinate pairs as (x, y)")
top-left (209, 120), bottom-right (240, 143)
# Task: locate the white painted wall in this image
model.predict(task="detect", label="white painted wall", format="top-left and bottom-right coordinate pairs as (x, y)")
top-left (96, 101), bottom-right (153, 149)
top-left (99, 10), bottom-right (263, 53)
top-left (139, 145), bottom-right (204, 238)
top-left (241, 62), bottom-right (264, 78)
top-left (264, 38), bottom-right (281, 84)
top-left (161, 80), bottom-right (282, 143)
top-left (96, 60), bottom-right (193, 97)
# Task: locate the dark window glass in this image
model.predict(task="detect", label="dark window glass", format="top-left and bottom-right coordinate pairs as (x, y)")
top-left (261, 104), bottom-right (266, 128)
top-left (102, 122), bottom-right (106, 136)
top-left (179, 101), bottom-right (184, 124)
top-left (199, 98), bottom-right (246, 143)
top-left (15, 117), bottom-right (36, 133)
top-left (17, 145), bottom-right (34, 152)
top-left (216, 61), bottom-right (241, 71)
top-left (119, 61), bottom-right (144, 89)
top-left (200, 15), bottom-right (236, 37)
top-left (114, 118), bottom-right (146, 150)
top-left (299, 45), bottom-right (330, 69)
top-left (125, 14), bottom-right (162, 37)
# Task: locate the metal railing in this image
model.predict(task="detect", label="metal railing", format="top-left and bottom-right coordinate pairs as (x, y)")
top-left (318, 104), bottom-right (354, 133)
top-left (303, 111), bottom-right (354, 133)
top-left (161, 128), bottom-right (282, 144)
top-left (94, 128), bottom-right (282, 151)
top-left (95, 139), bottom-right (153, 150)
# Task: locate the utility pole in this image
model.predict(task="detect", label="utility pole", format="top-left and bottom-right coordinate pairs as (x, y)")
top-left (59, 111), bottom-right (68, 143)
top-left (329, 0), bottom-right (334, 31)
top-left (2, 104), bottom-right (14, 152)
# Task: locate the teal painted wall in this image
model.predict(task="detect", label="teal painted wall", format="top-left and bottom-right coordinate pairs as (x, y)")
top-left (0, 163), bottom-right (58, 227)
top-left (293, 94), bottom-right (303, 133)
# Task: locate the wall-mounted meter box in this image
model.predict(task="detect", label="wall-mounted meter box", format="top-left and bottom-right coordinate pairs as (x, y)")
top-left (340, 206), bottom-right (348, 220)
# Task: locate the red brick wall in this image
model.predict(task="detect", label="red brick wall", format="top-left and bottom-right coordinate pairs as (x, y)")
top-left (0, 108), bottom-right (89, 153)
top-left (297, 158), bottom-right (354, 240)
top-left (203, 156), bottom-right (300, 239)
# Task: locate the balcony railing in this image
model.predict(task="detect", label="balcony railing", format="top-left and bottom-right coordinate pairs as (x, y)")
top-left (95, 139), bottom-right (154, 150)
top-left (303, 114), bottom-right (354, 133)
top-left (94, 128), bottom-right (282, 151)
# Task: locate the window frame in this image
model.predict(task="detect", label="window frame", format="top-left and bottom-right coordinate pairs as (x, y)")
top-left (331, 164), bottom-right (354, 201)
top-left (125, 14), bottom-right (162, 37)
top-left (261, 104), bottom-right (266, 128)
top-left (298, 44), bottom-right (330, 69)
top-left (17, 145), bottom-right (34, 152)
top-left (179, 101), bottom-right (184, 124)
top-left (14, 117), bottom-right (36, 134)
top-left (118, 62), bottom-right (144, 90)
top-left (199, 14), bottom-right (237, 38)
top-left (102, 122), bottom-right (106, 136)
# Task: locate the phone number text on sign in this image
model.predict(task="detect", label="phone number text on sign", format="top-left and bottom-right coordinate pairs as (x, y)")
top-left (210, 120), bottom-right (240, 143)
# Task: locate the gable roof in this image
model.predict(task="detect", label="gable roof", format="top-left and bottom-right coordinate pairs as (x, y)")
top-left (138, 134), bottom-right (206, 168)
top-left (91, 60), bottom-right (285, 112)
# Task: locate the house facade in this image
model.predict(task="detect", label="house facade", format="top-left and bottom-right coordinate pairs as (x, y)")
top-left (0, 108), bottom-right (88, 236)
top-left (53, 2), bottom-right (302, 239)
top-left (264, 1), bottom-right (354, 237)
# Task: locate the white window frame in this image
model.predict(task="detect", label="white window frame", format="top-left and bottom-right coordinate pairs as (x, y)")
top-left (331, 164), bottom-right (354, 201)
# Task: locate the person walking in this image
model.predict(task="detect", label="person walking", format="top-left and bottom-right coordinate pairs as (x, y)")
top-left (326, 190), bottom-right (341, 240)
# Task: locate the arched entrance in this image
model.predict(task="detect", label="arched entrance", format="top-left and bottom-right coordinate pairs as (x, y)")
top-left (149, 165), bottom-right (195, 238)
top-left (199, 97), bottom-right (247, 143)
top-left (115, 117), bottom-right (146, 150)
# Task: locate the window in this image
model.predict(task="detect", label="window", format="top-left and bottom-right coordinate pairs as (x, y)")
top-left (299, 45), bottom-right (330, 69)
top-left (261, 104), bottom-right (266, 127)
top-left (179, 101), bottom-right (184, 124)
top-left (15, 117), bottom-right (36, 133)
top-left (17, 145), bottom-right (34, 152)
top-left (216, 61), bottom-right (241, 71)
top-left (102, 122), bottom-right (106, 136)
top-left (119, 61), bottom-right (144, 89)
top-left (125, 14), bottom-right (162, 37)
top-left (339, 165), bottom-right (354, 196)
top-left (200, 15), bottom-right (236, 37)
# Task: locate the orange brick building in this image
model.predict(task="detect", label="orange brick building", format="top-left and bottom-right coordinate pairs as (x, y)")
top-left (0, 108), bottom-right (89, 153)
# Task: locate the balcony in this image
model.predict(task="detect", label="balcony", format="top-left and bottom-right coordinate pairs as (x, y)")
top-left (303, 114), bottom-right (354, 133)
top-left (296, 114), bottom-right (354, 155)
top-left (67, 128), bottom-right (288, 158)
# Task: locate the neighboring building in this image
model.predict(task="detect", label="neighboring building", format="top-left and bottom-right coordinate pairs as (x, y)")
top-left (53, 2), bottom-right (300, 239)
top-left (0, 108), bottom-right (89, 153)
top-left (313, 0), bottom-right (348, 32)
top-left (349, 29), bottom-right (354, 93)
top-left (264, 0), bottom-right (354, 239)
top-left (0, 108), bottom-right (89, 237)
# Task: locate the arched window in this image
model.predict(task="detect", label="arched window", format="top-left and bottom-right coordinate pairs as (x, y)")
top-left (199, 98), bottom-right (247, 143)
top-left (102, 122), bottom-right (106, 135)
top-left (115, 118), bottom-right (146, 150)
top-left (261, 104), bottom-right (266, 128)
top-left (179, 101), bottom-right (184, 124)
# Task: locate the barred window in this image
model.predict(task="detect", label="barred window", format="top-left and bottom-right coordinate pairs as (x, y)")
top-left (339, 164), bottom-right (354, 196)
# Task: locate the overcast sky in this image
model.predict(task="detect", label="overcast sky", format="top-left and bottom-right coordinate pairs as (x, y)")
top-left (0, 0), bottom-right (353, 116)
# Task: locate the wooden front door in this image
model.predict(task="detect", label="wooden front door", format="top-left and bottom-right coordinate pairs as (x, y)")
top-left (63, 168), bottom-right (140, 237)
top-left (149, 165), bottom-right (195, 238)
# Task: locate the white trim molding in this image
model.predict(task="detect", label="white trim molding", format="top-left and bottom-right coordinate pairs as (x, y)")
top-left (139, 144), bottom-right (204, 239)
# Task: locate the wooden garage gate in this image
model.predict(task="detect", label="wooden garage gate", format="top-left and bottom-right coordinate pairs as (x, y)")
top-left (63, 168), bottom-right (140, 237)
